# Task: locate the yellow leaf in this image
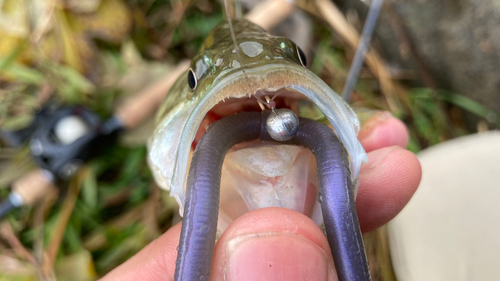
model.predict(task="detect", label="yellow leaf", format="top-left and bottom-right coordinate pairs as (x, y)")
top-left (69, 0), bottom-right (132, 43)
top-left (55, 8), bottom-right (83, 73)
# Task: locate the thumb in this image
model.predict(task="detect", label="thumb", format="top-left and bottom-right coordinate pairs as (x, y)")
top-left (100, 208), bottom-right (337, 281)
top-left (210, 208), bottom-right (337, 281)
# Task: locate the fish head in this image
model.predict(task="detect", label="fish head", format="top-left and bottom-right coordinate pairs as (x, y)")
top-left (148, 19), bottom-right (367, 233)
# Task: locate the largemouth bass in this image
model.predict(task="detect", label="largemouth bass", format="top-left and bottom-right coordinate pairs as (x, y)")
top-left (148, 19), bottom-right (366, 232)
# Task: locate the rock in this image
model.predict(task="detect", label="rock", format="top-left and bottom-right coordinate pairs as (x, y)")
top-left (342, 0), bottom-right (500, 127)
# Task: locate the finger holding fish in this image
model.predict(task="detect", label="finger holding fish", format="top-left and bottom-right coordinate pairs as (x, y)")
top-left (100, 118), bottom-right (420, 280)
top-left (356, 109), bottom-right (410, 152)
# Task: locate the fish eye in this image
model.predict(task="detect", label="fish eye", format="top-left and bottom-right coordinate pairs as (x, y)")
top-left (296, 45), bottom-right (307, 67)
top-left (188, 68), bottom-right (197, 91)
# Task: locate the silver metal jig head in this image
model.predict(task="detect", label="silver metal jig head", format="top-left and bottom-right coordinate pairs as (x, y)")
top-left (266, 108), bottom-right (299, 141)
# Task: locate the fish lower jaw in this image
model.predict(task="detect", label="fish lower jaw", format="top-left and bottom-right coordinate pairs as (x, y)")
top-left (215, 141), bottom-right (324, 235)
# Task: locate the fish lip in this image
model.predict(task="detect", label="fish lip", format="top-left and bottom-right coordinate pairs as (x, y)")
top-left (149, 62), bottom-right (367, 213)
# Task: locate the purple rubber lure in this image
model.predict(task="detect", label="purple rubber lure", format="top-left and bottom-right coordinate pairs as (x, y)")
top-left (174, 111), bottom-right (370, 281)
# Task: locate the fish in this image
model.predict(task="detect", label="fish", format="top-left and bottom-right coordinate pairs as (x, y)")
top-left (147, 19), bottom-right (367, 233)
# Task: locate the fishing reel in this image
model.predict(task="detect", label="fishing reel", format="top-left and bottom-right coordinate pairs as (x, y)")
top-left (28, 105), bottom-right (122, 181)
top-left (0, 102), bottom-right (122, 219)
top-left (1, 101), bottom-right (123, 181)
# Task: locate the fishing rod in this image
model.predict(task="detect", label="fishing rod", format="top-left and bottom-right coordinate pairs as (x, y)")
top-left (0, 61), bottom-right (189, 221)
top-left (342, 0), bottom-right (385, 102)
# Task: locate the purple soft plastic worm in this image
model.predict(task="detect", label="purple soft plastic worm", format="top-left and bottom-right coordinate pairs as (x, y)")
top-left (174, 111), bottom-right (370, 281)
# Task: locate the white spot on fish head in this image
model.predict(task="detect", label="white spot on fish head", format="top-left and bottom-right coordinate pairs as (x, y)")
top-left (239, 42), bottom-right (264, 58)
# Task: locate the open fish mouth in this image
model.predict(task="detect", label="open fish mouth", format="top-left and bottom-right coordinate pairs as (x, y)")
top-left (203, 92), bottom-right (322, 233)
top-left (147, 62), bottom-right (366, 234)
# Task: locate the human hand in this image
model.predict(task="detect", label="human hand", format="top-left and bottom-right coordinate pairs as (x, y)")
top-left (100, 113), bottom-right (421, 281)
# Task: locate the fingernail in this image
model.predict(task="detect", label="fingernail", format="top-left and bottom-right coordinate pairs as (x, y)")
top-left (357, 111), bottom-right (393, 141)
top-left (362, 146), bottom-right (399, 170)
top-left (227, 233), bottom-right (328, 281)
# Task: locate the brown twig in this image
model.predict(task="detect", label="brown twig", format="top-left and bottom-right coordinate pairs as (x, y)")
top-left (0, 222), bottom-right (38, 266)
top-left (83, 197), bottom-right (176, 251)
top-left (43, 167), bottom-right (86, 275)
top-left (245, 0), bottom-right (295, 31)
top-left (33, 193), bottom-right (59, 281)
top-left (83, 203), bottom-right (147, 251)
top-left (33, 196), bottom-right (46, 267)
top-left (159, 0), bottom-right (192, 50)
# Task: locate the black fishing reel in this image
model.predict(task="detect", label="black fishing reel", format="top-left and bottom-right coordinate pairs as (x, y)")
top-left (0, 101), bottom-right (124, 182)
top-left (0, 102), bottom-right (121, 219)
top-left (28, 105), bottom-right (123, 181)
